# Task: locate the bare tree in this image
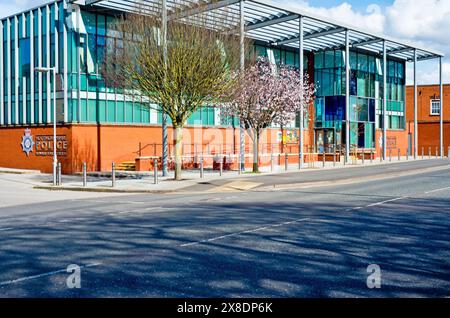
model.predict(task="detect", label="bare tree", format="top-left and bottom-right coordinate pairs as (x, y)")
top-left (222, 58), bottom-right (315, 173)
top-left (102, 1), bottom-right (246, 180)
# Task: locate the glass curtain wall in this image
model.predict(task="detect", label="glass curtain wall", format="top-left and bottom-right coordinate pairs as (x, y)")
top-left (1, 2), bottom-right (63, 126)
top-left (314, 49), bottom-right (405, 150)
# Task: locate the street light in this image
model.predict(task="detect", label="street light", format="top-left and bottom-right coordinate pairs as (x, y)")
top-left (35, 67), bottom-right (57, 186)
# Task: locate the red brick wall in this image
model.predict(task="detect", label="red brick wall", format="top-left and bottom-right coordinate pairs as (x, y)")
top-left (0, 124), bottom-right (315, 174)
top-left (406, 85), bottom-right (449, 156)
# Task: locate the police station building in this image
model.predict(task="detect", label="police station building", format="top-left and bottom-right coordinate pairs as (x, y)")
top-left (0, 0), bottom-right (444, 174)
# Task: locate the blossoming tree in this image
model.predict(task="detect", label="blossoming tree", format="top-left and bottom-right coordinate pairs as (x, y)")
top-left (223, 58), bottom-right (315, 173)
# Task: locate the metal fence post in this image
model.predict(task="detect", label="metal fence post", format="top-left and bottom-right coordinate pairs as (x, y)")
top-left (448, 146), bottom-right (450, 158)
top-left (398, 148), bottom-right (401, 161)
top-left (362, 148), bottom-right (365, 165)
top-left (429, 147), bottom-right (431, 159)
top-left (57, 163), bottom-right (62, 186)
top-left (154, 159), bottom-right (158, 184)
top-left (220, 160), bottom-right (223, 176)
top-left (370, 150), bottom-right (373, 163)
top-left (333, 149), bottom-right (336, 167)
top-left (285, 153), bottom-right (289, 171)
top-left (406, 149), bottom-right (409, 161)
top-left (83, 162), bottom-right (87, 187)
top-left (200, 157), bottom-right (204, 178)
top-left (322, 152), bottom-right (326, 167)
top-left (271, 152), bottom-right (274, 172)
top-left (112, 162), bottom-right (116, 188)
top-left (389, 149), bottom-right (392, 162)
top-left (436, 147), bottom-right (439, 159)
top-left (422, 147), bottom-right (424, 159)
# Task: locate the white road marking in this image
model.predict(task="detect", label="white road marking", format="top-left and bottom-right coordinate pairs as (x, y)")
top-left (0, 227), bottom-right (13, 231)
top-left (180, 218), bottom-right (310, 247)
top-left (0, 263), bottom-right (102, 286)
top-left (366, 196), bottom-right (408, 207)
top-left (425, 186), bottom-right (450, 194)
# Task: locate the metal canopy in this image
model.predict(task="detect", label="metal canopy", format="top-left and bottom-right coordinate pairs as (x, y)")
top-left (76, 0), bottom-right (443, 61)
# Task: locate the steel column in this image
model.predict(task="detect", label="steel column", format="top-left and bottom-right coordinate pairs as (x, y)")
top-left (298, 16), bottom-right (304, 169)
top-left (383, 40), bottom-right (387, 160)
top-left (161, 0), bottom-right (169, 176)
top-left (345, 30), bottom-right (350, 162)
top-left (30, 10), bottom-right (34, 124)
top-left (439, 56), bottom-right (444, 157)
top-left (414, 49), bottom-right (418, 159)
top-left (0, 20), bottom-right (3, 125)
top-left (239, 0), bottom-right (245, 172)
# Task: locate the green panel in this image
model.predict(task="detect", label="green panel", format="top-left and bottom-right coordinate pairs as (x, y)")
top-left (107, 100), bottom-right (116, 122)
top-left (133, 102), bottom-right (142, 123)
top-left (142, 105), bottom-right (150, 123)
top-left (80, 99), bottom-right (88, 122)
top-left (365, 123), bottom-right (373, 148)
top-left (125, 101), bottom-right (133, 123)
top-left (88, 99), bottom-right (97, 122)
top-left (286, 51), bottom-right (295, 66)
top-left (115, 101), bottom-right (125, 123)
top-left (255, 45), bottom-right (266, 58)
top-left (99, 100), bottom-right (106, 122)
top-left (349, 122), bottom-right (358, 148)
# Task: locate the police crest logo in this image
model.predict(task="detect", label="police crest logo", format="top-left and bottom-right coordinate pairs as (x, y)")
top-left (21, 129), bottom-right (35, 157)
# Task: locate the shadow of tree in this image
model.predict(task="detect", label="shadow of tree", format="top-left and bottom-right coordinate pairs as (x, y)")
top-left (0, 195), bottom-right (449, 297)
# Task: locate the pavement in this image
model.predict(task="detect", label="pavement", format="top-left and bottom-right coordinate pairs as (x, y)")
top-left (0, 158), bottom-right (449, 297)
top-left (28, 156), bottom-right (447, 194)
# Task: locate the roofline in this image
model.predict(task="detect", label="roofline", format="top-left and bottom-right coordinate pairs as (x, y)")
top-left (1, 0), bottom-right (444, 59)
top-left (253, 0), bottom-right (444, 58)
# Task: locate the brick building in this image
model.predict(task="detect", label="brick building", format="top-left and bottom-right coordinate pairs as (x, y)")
top-left (406, 84), bottom-right (449, 156)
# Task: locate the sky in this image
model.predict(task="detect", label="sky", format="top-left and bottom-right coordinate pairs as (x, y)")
top-left (1, 0), bottom-right (449, 84)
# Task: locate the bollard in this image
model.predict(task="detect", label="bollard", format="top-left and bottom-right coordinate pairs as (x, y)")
top-left (389, 150), bottom-right (392, 162)
top-left (398, 148), bottom-right (401, 161)
top-left (362, 149), bottom-right (365, 165)
top-left (219, 161), bottom-right (223, 176)
top-left (200, 157), bottom-right (204, 178)
top-left (333, 150), bottom-right (336, 167)
top-left (57, 162), bottom-right (62, 186)
top-left (271, 153), bottom-right (274, 172)
top-left (422, 147), bottom-right (424, 159)
top-left (322, 152), bottom-right (326, 168)
top-left (406, 149), bottom-right (409, 161)
top-left (82, 162), bottom-right (87, 187)
top-left (429, 147), bottom-right (431, 159)
top-left (285, 153), bottom-right (289, 171)
top-left (370, 150), bottom-right (373, 163)
top-left (448, 146), bottom-right (450, 158)
top-left (380, 149), bottom-right (383, 162)
top-left (111, 162), bottom-right (116, 188)
top-left (436, 147), bottom-right (439, 159)
top-left (154, 159), bottom-right (158, 184)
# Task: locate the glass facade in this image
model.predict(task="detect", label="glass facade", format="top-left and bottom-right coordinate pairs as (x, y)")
top-left (314, 49), bottom-right (406, 150)
top-left (0, 2), bottom-right (406, 146)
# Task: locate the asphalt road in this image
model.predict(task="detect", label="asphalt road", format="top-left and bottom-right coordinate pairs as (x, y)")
top-left (0, 159), bottom-right (449, 297)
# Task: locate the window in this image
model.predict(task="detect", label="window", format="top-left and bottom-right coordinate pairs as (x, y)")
top-left (430, 99), bottom-right (440, 115)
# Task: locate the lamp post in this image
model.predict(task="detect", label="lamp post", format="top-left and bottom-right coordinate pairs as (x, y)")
top-left (35, 67), bottom-right (57, 186)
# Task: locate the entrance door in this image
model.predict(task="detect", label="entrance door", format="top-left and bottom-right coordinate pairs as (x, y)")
top-left (316, 129), bottom-right (335, 154)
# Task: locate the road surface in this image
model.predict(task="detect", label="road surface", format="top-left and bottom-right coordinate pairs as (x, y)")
top-left (0, 159), bottom-right (449, 297)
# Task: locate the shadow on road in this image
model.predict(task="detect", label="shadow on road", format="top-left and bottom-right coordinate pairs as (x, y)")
top-left (0, 193), bottom-right (449, 297)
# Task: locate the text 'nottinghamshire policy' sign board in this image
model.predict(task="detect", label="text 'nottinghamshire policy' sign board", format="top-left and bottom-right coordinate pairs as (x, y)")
top-left (20, 129), bottom-right (68, 157)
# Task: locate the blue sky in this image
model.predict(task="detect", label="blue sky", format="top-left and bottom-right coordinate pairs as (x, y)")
top-left (310, 0), bottom-right (393, 10)
top-left (1, 0), bottom-right (449, 84)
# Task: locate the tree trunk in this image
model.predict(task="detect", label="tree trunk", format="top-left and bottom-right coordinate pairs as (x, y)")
top-left (252, 130), bottom-right (260, 173)
top-left (173, 126), bottom-right (183, 180)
